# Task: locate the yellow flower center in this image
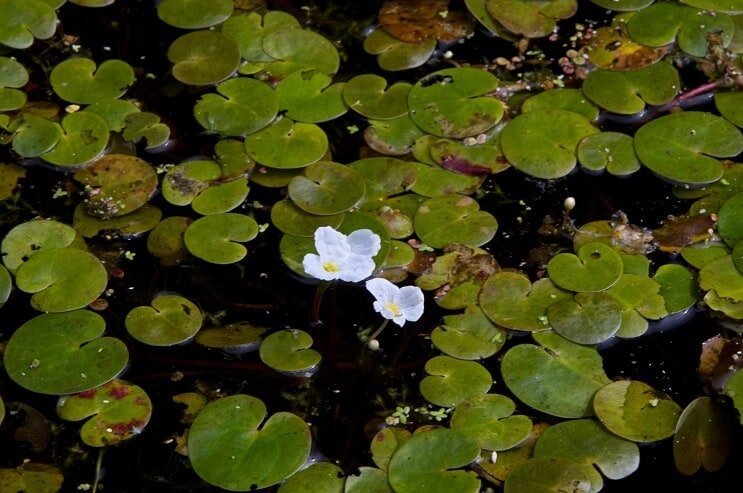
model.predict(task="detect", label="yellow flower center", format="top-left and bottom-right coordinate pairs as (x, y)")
top-left (385, 302), bottom-right (402, 317)
top-left (323, 261), bottom-right (341, 273)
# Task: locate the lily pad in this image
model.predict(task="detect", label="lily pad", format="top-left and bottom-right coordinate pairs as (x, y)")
top-left (723, 369), bottom-right (743, 423)
top-left (259, 329), bottom-right (321, 376)
top-left (73, 202), bottom-right (162, 239)
top-left (122, 112), bottom-right (171, 149)
top-left (547, 292), bottom-right (623, 345)
top-left (1, 219), bottom-right (78, 273)
top-left (343, 74), bottom-right (411, 120)
top-left (431, 306), bottom-right (506, 360)
top-left (271, 199), bottom-right (344, 237)
top-left (195, 322), bottom-right (268, 354)
top-left (430, 137), bottom-right (509, 175)
top-left (74, 154), bottom-right (158, 219)
top-left (577, 131), bottom-right (641, 176)
top-left (12, 114), bottom-right (62, 158)
top-left (534, 419), bottom-right (640, 491)
top-left (419, 355), bottom-right (492, 407)
top-left (627, 3), bottom-right (734, 57)
top-left (345, 467), bottom-right (393, 493)
top-left (167, 30), bottom-right (241, 86)
top-left (700, 255), bottom-right (743, 301)
top-left (414, 194), bottom-right (498, 248)
top-left (278, 462), bottom-right (344, 493)
top-left (371, 427), bottom-right (412, 471)
top-left (378, 0), bottom-right (473, 43)
top-left (50, 58), bottom-right (135, 104)
top-left (450, 394), bottom-right (532, 451)
top-left (501, 331), bottom-right (611, 418)
top-left (521, 88), bottom-right (599, 122)
top-left (653, 264), bottom-right (698, 314)
top-left (162, 160), bottom-right (250, 215)
top-left (673, 396), bottom-right (734, 475)
top-left (245, 118), bottom-right (328, 169)
top-left (582, 23), bottom-right (666, 70)
top-left (0, 463), bottom-right (64, 493)
top-left (221, 11), bottom-right (300, 63)
top-left (194, 77), bottom-right (278, 136)
top-left (56, 379), bottom-right (152, 447)
top-left (288, 161), bottom-right (366, 215)
top-left (125, 294), bottom-right (202, 346)
top-left (0, 0), bottom-right (57, 49)
top-left (188, 394), bottom-right (311, 491)
top-left (485, 0), bottom-right (577, 38)
top-left (84, 99), bottom-right (140, 132)
top-left (593, 380), bottom-right (681, 442)
top-left (4, 310), bottom-right (128, 395)
top-left (183, 213), bottom-right (259, 264)
top-left (261, 28), bottom-right (340, 78)
top-left (387, 428), bottom-right (481, 493)
top-left (365, 114), bottom-right (426, 156)
top-left (503, 457), bottom-right (592, 493)
top-left (582, 61), bottom-right (679, 115)
top-left (146, 216), bottom-right (192, 265)
top-left (408, 67), bottom-right (503, 139)
top-left (589, 0), bottom-right (652, 10)
top-left (547, 242), bottom-right (624, 292)
top-left (41, 112), bottom-right (110, 168)
top-left (276, 70), bottom-right (347, 123)
top-left (363, 28), bottom-right (436, 72)
top-left (157, 0), bottom-right (233, 29)
top-left (480, 272), bottom-right (572, 331)
top-left (718, 191), bottom-right (743, 247)
top-left (501, 109), bottom-right (599, 179)
top-left (15, 248), bottom-right (108, 312)
top-left (715, 92), bottom-right (743, 128)
top-left (0, 264), bottom-right (10, 308)
top-left (0, 56), bottom-right (28, 111)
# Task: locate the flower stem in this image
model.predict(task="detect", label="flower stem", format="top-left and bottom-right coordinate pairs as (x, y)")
top-left (311, 281), bottom-right (331, 326)
top-left (368, 319), bottom-right (390, 344)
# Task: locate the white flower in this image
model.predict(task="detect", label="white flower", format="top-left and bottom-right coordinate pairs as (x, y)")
top-left (365, 277), bottom-right (424, 327)
top-left (302, 226), bottom-right (381, 282)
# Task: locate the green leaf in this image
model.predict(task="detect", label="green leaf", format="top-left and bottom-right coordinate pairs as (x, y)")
top-left (363, 29), bottom-right (436, 72)
top-left (194, 77), bottom-right (278, 136)
top-left (276, 70), bottom-right (347, 123)
top-left (673, 397), bottom-right (734, 475)
top-left (183, 213), bottom-right (259, 264)
top-left (547, 242), bottom-right (624, 292)
top-left (157, 0), bottom-right (233, 29)
top-left (451, 394), bottom-right (532, 451)
top-left (414, 194), bottom-right (498, 248)
top-left (50, 58), bottom-right (135, 104)
top-left (288, 161), bottom-right (366, 215)
top-left (278, 462), bottom-right (344, 493)
top-left (0, 0), bottom-right (57, 49)
top-left (259, 329), bottom-right (321, 376)
top-left (503, 457), bottom-right (592, 493)
top-left (125, 295), bottom-right (202, 346)
top-left (40, 112), bottom-right (110, 168)
top-left (245, 118), bottom-right (328, 169)
top-left (167, 30), bottom-right (241, 86)
top-left (343, 74), bottom-right (411, 120)
top-left (420, 355), bottom-right (492, 407)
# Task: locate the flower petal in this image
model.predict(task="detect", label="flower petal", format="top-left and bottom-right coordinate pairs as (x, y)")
top-left (339, 255), bottom-right (376, 282)
top-left (397, 286), bottom-right (424, 322)
top-left (314, 226), bottom-right (350, 259)
top-left (302, 253), bottom-right (340, 281)
top-left (347, 229), bottom-right (381, 257)
top-left (365, 277), bottom-right (399, 305)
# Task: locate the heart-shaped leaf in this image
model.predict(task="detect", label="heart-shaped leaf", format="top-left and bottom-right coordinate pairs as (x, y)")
top-left (275, 70), bottom-right (347, 123)
top-left (503, 457), bottom-right (592, 493)
top-left (50, 58), bottom-right (135, 104)
top-left (577, 131), bottom-right (641, 176)
top-left (420, 355), bottom-right (492, 407)
top-left (414, 194), bottom-right (498, 248)
top-left (277, 462), bottom-right (344, 493)
top-left (431, 306), bottom-right (506, 360)
top-left (261, 28), bottom-right (339, 78)
top-left (221, 11), bottom-right (300, 62)
top-left (12, 114), bottom-right (62, 158)
top-left (288, 161), bottom-right (366, 215)
top-left (547, 292), bottom-right (623, 344)
top-left (0, 0), bottom-right (57, 49)
top-left (673, 396), bottom-right (734, 475)
top-left (343, 74), bottom-right (411, 120)
top-left (168, 30), bottom-right (241, 86)
top-left (125, 294), bottom-right (202, 346)
top-left (194, 77), bottom-right (278, 136)
top-left (41, 112), bottom-right (110, 168)
top-left (245, 118), bottom-right (328, 169)
top-left (259, 329), bottom-right (321, 376)
top-left (547, 242), bottom-right (624, 292)
top-left (183, 213), bottom-right (259, 264)
top-left (451, 394), bottom-right (532, 451)
top-left (0, 56), bottom-right (28, 111)
top-left (485, 0), bottom-right (577, 38)
top-left (157, 0), bottom-right (233, 29)
top-left (363, 29), bottom-right (436, 72)
top-left (1, 219), bottom-right (79, 273)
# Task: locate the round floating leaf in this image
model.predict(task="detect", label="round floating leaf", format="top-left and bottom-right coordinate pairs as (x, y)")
top-left (345, 467), bottom-right (393, 493)
top-left (365, 113), bottom-right (426, 156)
top-left (419, 355), bottom-right (492, 407)
top-left (279, 233), bottom-right (314, 277)
top-left (271, 199), bottom-right (344, 237)
top-left (261, 28), bottom-right (339, 77)
top-left (16, 248), bottom-right (107, 312)
top-left (125, 295), bottom-right (202, 346)
top-left (146, 216), bottom-right (192, 266)
top-left (183, 213), bottom-right (258, 264)
top-left (157, 0), bottom-right (232, 29)
top-left (682, 0), bottom-right (743, 13)
top-left (577, 131), bottom-right (640, 176)
top-left (0, 264), bottom-right (10, 307)
top-left (0, 56), bottom-right (28, 111)
top-left (188, 394), bottom-right (311, 491)
top-left (122, 112), bottom-right (170, 149)
top-left (343, 74), bottom-right (411, 120)
top-left (673, 396), bottom-right (734, 476)
top-left (547, 292), bottom-right (623, 345)
top-left (582, 62), bottom-right (678, 115)
top-left (215, 138), bottom-right (255, 177)
top-left (501, 331), bottom-right (611, 418)
top-left (56, 379), bottom-right (152, 447)
top-left (653, 264), bottom-right (698, 314)
top-left (194, 77), bottom-right (278, 136)
top-left (50, 58), bottom-right (135, 104)
top-left (245, 118), bottom-right (328, 169)
top-left (387, 428), bottom-right (481, 493)
top-left (167, 30), bottom-right (241, 86)
top-left (74, 154), bottom-right (157, 219)
top-left (4, 310), bottom-right (128, 395)
top-left (0, 463), bottom-right (64, 493)
top-left (363, 28), bottom-right (436, 72)
top-left (594, 380), bottom-right (681, 442)
top-left (534, 419), bottom-right (639, 491)
top-left (41, 112), bottom-right (110, 168)
top-left (607, 273), bottom-right (668, 325)
top-left (0, 0), bottom-right (57, 49)
top-left (430, 137), bottom-right (509, 175)
top-left (723, 370), bottom-right (743, 424)
top-left (547, 242), bottom-right (624, 292)
top-left (715, 92), bottom-right (743, 127)
top-left (73, 202), bottom-right (162, 239)
top-left (431, 306), bottom-right (506, 360)
top-left (589, 0), bottom-right (653, 10)
top-left (371, 427), bottom-right (411, 471)
top-left (276, 70), bottom-right (347, 123)
top-left (195, 322), bottom-right (267, 354)
top-left (503, 457), bottom-right (592, 493)
top-left (277, 462), bottom-right (343, 493)
top-left (485, 0), bottom-right (577, 38)
top-left (582, 24), bottom-right (666, 70)
top-left (259, 329), bottom-right (321, 376)
top-left (501, 109), bottom-right (599, 179)
top-left (681, 243), bottom-right (730, 270)
top-left (480, 272), bottom-right (572, 331)
top-left (628, 3), bottom-right (734, 57)
top-left (408, 67), bottom-right (503, 138)
top-left (288, 161), bottom-right (366, 215)
top-left (718, 191), bottom-right (743, 247)
top-left (68, 0), bottom-right (115, 6)
top-left (414, 194), bottom-right (498, 248)
top-left (2, 219), bottom-right (78, 273)
top-left (521, 88), bottom-right (598, 122)
top-left (12, 115), bottom-right (62, 158)
top-left (409, 162), bottom-right (483, 197)
top-left (451, 394), bottom-right (532, 451)
top-left (700, 255), bottom-right (743, 301)
top-left (84, 99), bottom-right (140, 132)
top-left (221, 11), bottom-right (300, 62)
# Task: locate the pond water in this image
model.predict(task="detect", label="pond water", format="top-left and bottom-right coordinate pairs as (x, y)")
top-left (1, 0), bottom-right (743, 492)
